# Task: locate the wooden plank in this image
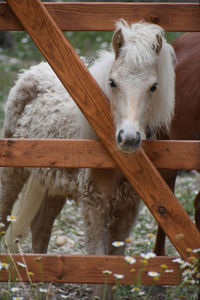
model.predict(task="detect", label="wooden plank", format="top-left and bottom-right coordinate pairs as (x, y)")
top-left (144, 140), bottom-right (200, 170)
top-left (1, 139), bottom-right (200, 170)
top-left (6, 0), bottom-right (200, 261)
top-left (0, 139), bottom-right (115, 169)
top-left (0, 254), bottom-right (182, 285)
top-left (0, 3), bottom-right (200, 32)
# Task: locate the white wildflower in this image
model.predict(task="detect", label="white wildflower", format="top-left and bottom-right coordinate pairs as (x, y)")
top-left (165, 269), bottom-right (174, 273)
top-left (17, 262), bottom-right (26, 268)
top-left (140, 252), bottom-right (156, 260)
top-left (112, 241), bottom-right (125, 247)
top-left (0, 262), bottom-right (9, 270)
top-left (0, 222), bottom-right (5, 229)
top-left (148, 271), bottom-right (160, 278)
top-left (193, 248), bottom-right (200, 253)
top-left (182, 268), bottom-right (193, 278)
top-left (113, 273), bottom-right (124, 279)
top-left (138, 290), bottom-right (145, 296)
top-left (179, 262), bottom-right (193, 270)
top-left (102, 270), bottom-right (112, 275)
top-left (124, 255), bottom-right (136, 265)
top-left (172, 258), bottom-right (184, 265)
top-left (11, 287), bottom-right (20, 293)
top-left (6, 215), bottom-right (16, 222)
top-left (39, 288), bottom-right (48, 293)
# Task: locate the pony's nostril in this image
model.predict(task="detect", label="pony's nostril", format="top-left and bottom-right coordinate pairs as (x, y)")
top-left (135, 131), bottom-right (141, 145)
top-left (117, 130), bottom-right (141, 150)
top-left (117, 130), bottom-right (125, 146)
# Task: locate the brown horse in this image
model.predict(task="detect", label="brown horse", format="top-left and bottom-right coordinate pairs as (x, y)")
top-left (154, 32), bottom-right (200, 256)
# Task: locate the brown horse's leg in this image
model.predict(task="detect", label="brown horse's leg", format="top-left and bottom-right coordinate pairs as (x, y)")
top-left (154, 225), bottom-right (167, 256)
top-left (154, 169), bottom-right (177, 256)
top-left (194, 191), bottom-right (200, 232)
top-left (31, 194), bottom-right (66, 253)
top-left (194, 191), bottom-right (200, 300)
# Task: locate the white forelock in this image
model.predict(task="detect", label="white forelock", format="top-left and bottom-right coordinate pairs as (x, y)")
top-left (115, 19), bottom-right (165, 68)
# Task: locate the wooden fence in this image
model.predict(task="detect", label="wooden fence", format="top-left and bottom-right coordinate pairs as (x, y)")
top-left (0, 0), bottom-right (200, 285)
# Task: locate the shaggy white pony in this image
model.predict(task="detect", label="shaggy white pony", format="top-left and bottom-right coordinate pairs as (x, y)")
top-left (0, 20), bottom-right (175, 299)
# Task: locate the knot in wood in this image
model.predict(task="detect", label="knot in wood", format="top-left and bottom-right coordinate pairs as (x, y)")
top-left (149, 16), bottom-right (160, 24)
top-left (57, 274), bottom-right (63, 280)
top-left (158, 206), bottom-right (166, 215)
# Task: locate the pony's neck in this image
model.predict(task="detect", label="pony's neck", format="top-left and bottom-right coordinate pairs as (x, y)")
top-left (90, 51), bottom-right (114, 98)
top-left (79, 51), bottom-right (115, 139)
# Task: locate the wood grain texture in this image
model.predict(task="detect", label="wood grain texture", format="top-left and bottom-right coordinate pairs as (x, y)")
top-left (6, 0), bottom-right (200, 260)
top-left (0, 2), bottom-right (200, 31)
top-left (0, 254), bottom-right (182, 285)
top-left (1, 139), bottom-right (200, 170)
top-left (0, 139), bottom-right (115, 168)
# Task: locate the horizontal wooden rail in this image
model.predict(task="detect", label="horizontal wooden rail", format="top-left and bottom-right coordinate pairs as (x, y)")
top-left (0, 139), bottom-right (200, 170)
top-left (0, 2), bottom-right (199, 32)
top-left (0, 254), bottom-right (182, 285)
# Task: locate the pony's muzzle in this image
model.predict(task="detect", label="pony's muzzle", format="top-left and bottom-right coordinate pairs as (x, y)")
top-left (117, 129), bottom-right (141, 153)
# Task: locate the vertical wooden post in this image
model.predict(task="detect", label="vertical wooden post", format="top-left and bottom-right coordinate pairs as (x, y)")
top-left (6, 0), bottom-right (200, 260)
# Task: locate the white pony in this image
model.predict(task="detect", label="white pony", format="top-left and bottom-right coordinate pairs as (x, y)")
top-left (0, 20), bottom-right (175, 299)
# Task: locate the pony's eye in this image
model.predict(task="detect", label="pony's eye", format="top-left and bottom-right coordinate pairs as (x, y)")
top-left (150, 83), bottom-right (158, 92)
top-left (109, 78), bottom-right (117, 88)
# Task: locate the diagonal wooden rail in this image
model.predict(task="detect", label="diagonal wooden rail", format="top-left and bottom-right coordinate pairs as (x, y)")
top-left (5, 0), bottom-right (200, 262)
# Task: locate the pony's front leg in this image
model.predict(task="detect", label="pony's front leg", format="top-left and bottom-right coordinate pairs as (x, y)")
top-left (81, 169), bottom-right (140, 300)
top-left (81, 169), bottom-right (116, 256)
top-left (81, 169), bottom-right (117, 300)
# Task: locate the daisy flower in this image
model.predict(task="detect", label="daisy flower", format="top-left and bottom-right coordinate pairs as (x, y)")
top-left (0, 262), bottom-right (9, 270)
top-left (140, 252), bottom-right (156, 260)
top-left (10, 287), bottom-right (20, 293)
top-left (113, 273), bottom-right (124, 279)
top-left (112, 241), bottom-right (125, 247)
top-left (7, 215), bottom-right (16, 222)
top-left (148, 271), bottom-right (160, 278)
top-left (124, 255), bottom-right (136, 265)
top-left (102, 270), bottom-right (112, 275)
top-left (193, 248), bottom-right (200, 253)
top-left (172, 258), bottom-right (184, 265)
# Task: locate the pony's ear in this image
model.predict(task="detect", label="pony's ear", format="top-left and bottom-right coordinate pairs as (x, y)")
top-left (153, 34), bottom-right (163, 55)
top-left (112, 29), bottom-right (124, 59)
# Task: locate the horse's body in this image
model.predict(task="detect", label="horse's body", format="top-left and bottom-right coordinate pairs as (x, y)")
top-left (155, 32), bottom-right (200, 256)
top-left (0, 21), bottom-right (175, 299)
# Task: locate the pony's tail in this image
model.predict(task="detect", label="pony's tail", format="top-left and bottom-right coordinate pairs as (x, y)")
top-left (5, 174), bottom-right (47, 252)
